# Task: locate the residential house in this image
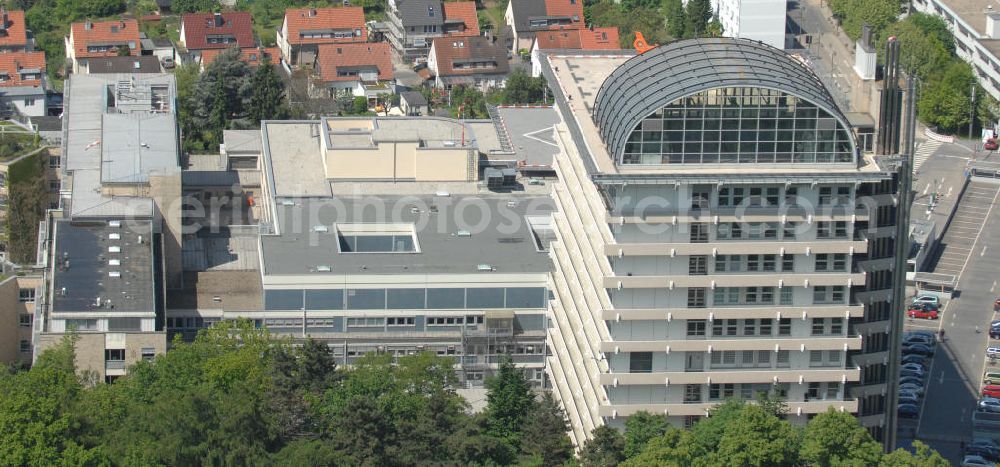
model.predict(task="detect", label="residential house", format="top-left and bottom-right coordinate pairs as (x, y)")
top-left (81, 56), bottom-right (162, 75)
top-left (65, 20), bottom-right (141, 74)
top-left (505, 0), bottom-right (583, 53)
top-left (427, 35), bottom-right (508, 91)
top-left (276, 6), bottom-right (367, 66)
top-left (199, 46), bottom-right (280, 72)
top-left (179, 12), bottom-right (254, 65)
top-left (386, 0), bottom-right (480, 62)
top-left (0, 51), bottom-right (46, 116)
top-left (312, 42), bottom-right (394, 104)
top-left (529, 26), bottom-right (620, 76)
top-left (0, 9), bottom-right (30, 52)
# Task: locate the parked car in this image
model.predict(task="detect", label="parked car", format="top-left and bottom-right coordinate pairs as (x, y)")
top-left (912, 295), bottom-right (941, 306)
top-left (902, 344), bottom-right (934, 356)
top-left (161, 56), bottom-right (175, 69)
top-left (899, 376), bottom-right (925, 386)
top-left (987, 139), bottom-right (999, 151)
top-left (899, 382), bottom-right (925, 395)
top-left (984, 385), bottom-right (1000, 398)
top-left (898, 403), bottom-right (920, 418)
top-left (908, 302), bottom-right (940, 312)
top-left (981, 398), bottom-right (1000, 413)
top-left (904, 334), bottom-right (936, 346)
top-left (898, 391), bottom-right (920, 404)
top-left (991, 326), bottom-right (1000, 339)
top-left (986, 372), bottom-right (1000, 385)
top-left (908, 308), bottom-right (939, 319)
top-left (901, 363), bottom-right (925, 373)
top-left (962, 454), bottom-right (995, 467)
top-left (901, 368), bottom-right (925, 378)
top-left (994, 298), bottom-right (1000, 312)
top-left (988, 347), bottom-right (1000, 359)
top-left (902, 354), bottom-right (928, 366)
top-left (966, 445), bottom-right (1000, 462)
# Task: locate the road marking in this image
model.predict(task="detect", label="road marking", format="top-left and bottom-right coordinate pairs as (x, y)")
top-left (984, 246), bottom-right (989, 257)
top-left (993, 281), bottom-right (997, 293)
top-left (917, 185), bottom-right (1000, 436)
top-left (522, 127), bottom-right (559, 148)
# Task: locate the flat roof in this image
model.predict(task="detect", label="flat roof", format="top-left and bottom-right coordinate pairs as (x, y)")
top-left (167, 271), bottom-right (263, 311)
top-left (260, 194), bottom-right (555, 276)
top-left (263, 122), bottom-right (330, 197)
top-left (933, 0), bottom-right (1000, 36)
top-left (539, 51), bottom-right (888, 177)
top-left (101, 113), bottom-right (178, 184)
top-left (51, 219), bottom-right (155, 314)
top-left (323, 116), bottom-right (478, 149)
top-left (497, 107), bottom-right (561, 168)
top-left (223, 129), bottom-right (262, 155)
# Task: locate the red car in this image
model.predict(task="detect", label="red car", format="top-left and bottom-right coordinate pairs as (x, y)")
top-left (987, 139), bottom-right (999, 151)
top-left (985, 385), bottom-right (1000, 398)
top-left (908, 308), bottom-right (939, 319)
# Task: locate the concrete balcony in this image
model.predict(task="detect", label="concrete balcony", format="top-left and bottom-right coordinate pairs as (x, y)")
top-left (607, 206), bottom-right (869, 225)
top-left (601, 304), bottom-right (865, 321)
top-left (603, 272), bottom-right (866, 289)
top-left (598, 398), bottom-right (859, 417)
top-left (599, 335), bottom-right (863, 353)
top-left (599, 366), bottom-right (861, 386)
top-left (604, 239), bottom-right (868, 257)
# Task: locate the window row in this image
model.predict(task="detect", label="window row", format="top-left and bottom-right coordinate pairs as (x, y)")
top-left (263, 287), bottom-right (548, 311)
top-left (687, 318), bottom-right (792, 337)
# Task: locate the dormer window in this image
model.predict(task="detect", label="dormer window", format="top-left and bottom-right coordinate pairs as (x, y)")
top-left (428, 6), bottom-right (434, 17)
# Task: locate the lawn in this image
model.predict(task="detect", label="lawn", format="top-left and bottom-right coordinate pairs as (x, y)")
top-left (0, 133), bottom-right (40, 163)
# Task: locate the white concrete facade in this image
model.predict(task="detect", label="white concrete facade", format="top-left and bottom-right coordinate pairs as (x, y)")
top-left (712, 0), bottom-right (787, 49)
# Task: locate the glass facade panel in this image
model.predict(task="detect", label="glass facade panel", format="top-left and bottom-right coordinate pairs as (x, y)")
top-left (427, 288), bottom-right (466, 309)
top-left (387, 288), bottom-right (426, 309)
top-left (304, 289), bottom-right (344, 310)
top-left (620, 87), bottom-right (854, 165)
top-left (467, 288), bottom-right (505, 308)
top-left (347, 289), bottom-right (386, 309)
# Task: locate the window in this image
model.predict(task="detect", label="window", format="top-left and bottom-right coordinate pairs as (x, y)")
top-left (742, 319), bottom-right (757, 336)
top-left (18, 313), bottom-right (31, 328)
top-left (759, 318), bottom-right (772, 335)
top-left (687, 288), bottom-right (706, 308)
top-left (141, 348), bottom-right (156, 361)
top-left (813, 286), bottom-right (847, 304)
top-left (830, 317), bottom-right (843, 334)
top-left (687, 320), bottom-right (706, 336)
top-left (783, 222), bottom-right (798, 240)
top-left (23, 98), bottom-right (35, 106)
top-left (819, 186), bottom-right (851, 205)
top-left (718, 187), bottom-right (745, 206)
top-left (690, 223), bottom-right (709, 243)
top-left (778, 318), bottom-right (791, 336)
top-left (104, 349), bottom-right (125, 362)
top-left (18, 288), bottom-right (35, 303)
top-left (49, 179), bottom-right (60, 191)
top-left (346, 317), bottom-right (385, 327)
top-left (684, 384), bottom-right (701, 403)
top-left (776, 350), bottom-right (790, 367)
top-left (779, 287), bottom-right (793, 305)
top-left (712, 319), bottom-right (738, 336)
top-left (629, 352), bottom-right (653, 373)
top-left (386, 317), bottom-right (415, 326)
top-left (19, 340), bottom-right (30, 353)
top-left (689, 256), bottom-right (707, 275)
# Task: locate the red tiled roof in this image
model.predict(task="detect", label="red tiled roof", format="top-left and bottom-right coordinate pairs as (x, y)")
top-left (0, 10), bottom-right (28, 48)
top-left (70, 20), bottom-right (141, 58)
top-left (442, 2), bottom-right (480, 37)
top-left (201, 46), bottom-right (280, 68)
top-left (181, 12), bottom-right (254, 51)
top-left (315, 42), bottom-right (393, 83)
top-left (534, 27), bottom-right (620, 50)
top-left (430, 35), bottom-right (509, 77)
top-left (544, 0), bottom-right (584, 21)
top-left (0, 51), bottom-right (44, 87)
top-left (283, 7), bottom-right (367, 45)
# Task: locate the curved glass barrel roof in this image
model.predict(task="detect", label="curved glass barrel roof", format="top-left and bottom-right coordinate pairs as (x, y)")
top-left (593, 38), bottom-right (858, 166)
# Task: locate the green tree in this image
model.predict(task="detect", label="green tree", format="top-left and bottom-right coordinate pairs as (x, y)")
top-left (829, 0), bottom-right (901, 41)
top-left (918, 61), bottom-right (976, 133)
top-left (580, 425), bottom-right (626, 467)
top-left (623, 411), bottom-right (669, 458)
top-left (485, 358), bottom-right (535, 446)
top-left (170, 0), bottom-right (216, 14)
top-left (714, 404), bottom-right (800, 466)
top-left (520, 393), bottom-right (573, 466)
top-left (501, 69), bottom-right (547, 105)
top-left (351, 96), bottom-right (369, 114)
top-left (879, 14), bottom-right (953, 81)
top-left (881, 440), bottom-right (951, 466)
top-left (684, 0), bottom-right (712, 38)
top-left (663, 0), bottom-right (686, 38)
top-left (248, 57), bottom-right (287, 123)
top-left (619, 426), bottom-right (687, 466)
top-left (800, 408), bottom-right (884, 466)
top-left (186, 47), bottom-right (253, 149)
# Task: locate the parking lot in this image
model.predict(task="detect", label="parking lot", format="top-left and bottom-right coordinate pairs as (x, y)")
top-left (901, 181), bottom-right (1000, 463)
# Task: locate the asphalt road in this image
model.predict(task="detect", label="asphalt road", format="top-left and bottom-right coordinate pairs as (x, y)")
top-left (907, 181), bottom-right (1000, 462)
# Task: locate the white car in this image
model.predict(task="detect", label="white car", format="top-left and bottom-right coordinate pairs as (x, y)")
top-left (988, 347), bottom-right (1000, 359)
top-left (912, 295), bottom-right (941, 306)
top-left (962, 454), bottom-right (995, 467)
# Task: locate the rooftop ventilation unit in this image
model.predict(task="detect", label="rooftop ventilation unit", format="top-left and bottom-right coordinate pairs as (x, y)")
top-left (281, 200), bottom-right (296, 206)
top-left (456, 230), bottom-right (471, 237)
top-left (108, 259), bottom-right (121, 266)
top-left (312, 225), bottom-right (329, 233)
top-left (108, 246), bottom-right (121, 253)
top-left (108, 271), bottom-right (121, 278)
top-left (108, 220), bottom-right (122, 228)
top-left (316, 265), bottom-right (332, 272)
top-left (476, 264), bottom-right (495, 272)
top-left (109, 233), bottom-right (120, 240)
